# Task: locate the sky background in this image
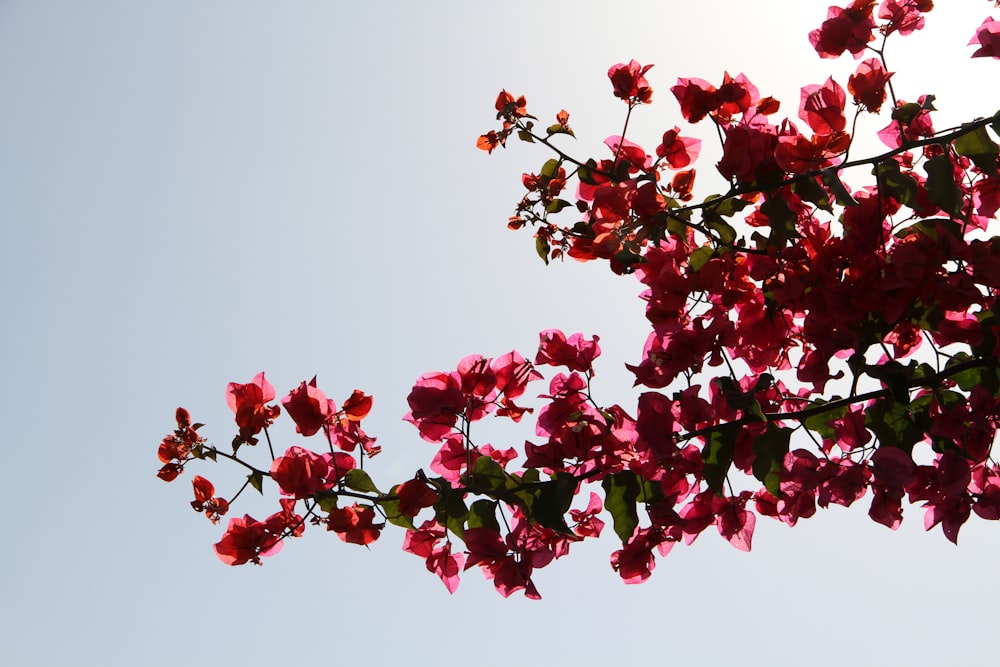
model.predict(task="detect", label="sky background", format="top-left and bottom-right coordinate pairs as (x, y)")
top-left (2, 1), bottom-right (998, 665)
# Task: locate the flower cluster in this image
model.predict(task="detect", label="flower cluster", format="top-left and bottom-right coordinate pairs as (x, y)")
top-left (158, 1), bottom-right (1000, 599)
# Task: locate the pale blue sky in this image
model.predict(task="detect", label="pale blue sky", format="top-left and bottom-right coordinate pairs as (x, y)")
top-left (2, 2), bottom-right (998, 665)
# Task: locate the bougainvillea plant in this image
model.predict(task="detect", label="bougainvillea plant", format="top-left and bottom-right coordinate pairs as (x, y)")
top-left (157, 1), bottom-right (1000, 598)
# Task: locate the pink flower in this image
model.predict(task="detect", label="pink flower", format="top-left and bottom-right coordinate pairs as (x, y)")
top-left (535, 330), bottom-right (601, 374)
top-left (848, 58), bottom-right (892, 112)
top-left (799, 77), bottom-right (847, 135)
top-left (404, 371), bottom-right (465, 442)
top-left (969, 17), bottom-right (1000, 59)
top-left (808, 1), bottom-right (877, 59)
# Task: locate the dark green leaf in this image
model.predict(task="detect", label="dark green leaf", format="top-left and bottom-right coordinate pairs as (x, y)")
top-left (954, 124), bottom-right (999, 177)
top-left (751, 426), bottom-right (792, 496)
top-left (602, 472), bottom-right (640, 543)
top-left (469, 456), bottom-right (508, 493)
top-left (802, 400), bottom-right (848, 441)
top-left (468, 499), bottom-right (500, 532)
top-left (865, 399), bottom-right (924, 454)
top-left (865, 360), bottom-right (912, 404)
top-left (875, 160), bottom-right (918, 207)
top-left (821, 168), bottom-right (860, 206)
top-left (924, 153), bottom-right (963, 217)
top-left (434, 493), bottom-right (468, 540)
top-left (534, 473), bottom-right (577, 534)
top-left (702, 425), bottom-right (737, 496)
top-left (535, 236), bottom-right (550, 265)
top-left (792, 177), bottom-right (832, 212)
top-left (247, 470), bottom-right (264, 495)
top-left (703, 194), bottom-right (751, 217)
top-left (517, 130), bottom-right (535, 144)
top-left (705, 217), bottom-right (737, 246)
top-left (760, 196), bottom-right (798, 250)
top-left (577, 159), bottom-right (600, 185)
top-left (545, 198), bottom-right (571, 214)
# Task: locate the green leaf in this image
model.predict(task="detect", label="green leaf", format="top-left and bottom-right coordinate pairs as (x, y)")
top-left (545, 124), bottom-right (575, 138)
top-left (380, 494), bottom-right (416, 530)
top-left (751, 426), bottom-right (792, 496)
top-left (545, 198), bottom-right (571, 214)
top-left (705, 217), bottom-right (737, 246)
top-left (924, 153), bottom-right (963, 217)
top-left (875, 160), bottom-right (918, 207)
top-left (865, 360), bottom-right (912, 405)
top-left (865, 398), bottom-right (924, 454)
top-left (946, 353), bottom-right (1000, 394)
top-left (468, 499), bottom-right (500, 532)
top-left (802, 399), bottom-right (848, 441)
top-left (821, 168), bottom-right (860, 207)
top-left (533, 473), bottom-right (577, 534)
top-left (891, 101), bottom-right (923, 125)
top-left (247, 470), bottom-right (264, 495)
top-left (688, 245), bottom-right (715, 272)
top-left (602, 472), bottom-right (640, 543)
top-left (467, 455), bottom-right (508, 494)
top-left (535, 236), bottom-right (550, 265)
top-left (314, 491), bottom-right (338, 512)
top-left (434, 492), bottom-right (468, 540)
top-left (760, 196), bottom-right (798, 250)
top-left (540, 158), bottom-right (560, 179)
top-left (792, 177), bottom-right (832, 213)
top-left (702, 425), bottom-right (738, 496)
top-left (703, 194), bottom-right (751, 217)
top-left (501, 469), bottom-right (540, 516)
top-left (577, 159), bottom-right (600, 185)
top-left (954, 124), bottom-right (999, 177)
top-left (517, 130), bottom-right (535, 144)
top-left (343, 469), bottom-right (380, 494)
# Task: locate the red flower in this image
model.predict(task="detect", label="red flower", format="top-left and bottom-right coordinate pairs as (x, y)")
top-left (226, 372), bottom-right (280, 445)
top-left (341, 389), bottom-right (373, 421)
top-left (476, 130), bottom-right (503, 154)
top-left (848, 58), bottom-right (892, 112)
top-left (214, 514), bottom-right (285, 566)
top-left (270, 446), bottom-right (332, 499)
top-left (326, 503), bottom-right (383, 545)
top-left (608, 60), bottom-right (654, 104)
top-left (156, 407), bottom-right (205, 481)
top-left (969, 16), bottom-right (1000, 59)
top-left (494, 90), bottom-right (527, 119)
top-left (282, 377), bottom-right (336, 437)
top-left (670, 77), bottom-right (719, 123)
top-left (808, 0), bottom-right (877, 59)
top-left (191, 475), bottom-right (214, 511)
top-left (395, 477), bottom-right (439, 517)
